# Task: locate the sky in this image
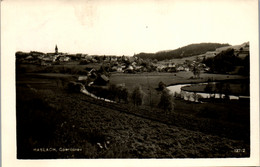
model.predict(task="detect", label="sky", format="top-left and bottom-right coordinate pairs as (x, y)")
top-left (3, 0), bottom-right (258, 56)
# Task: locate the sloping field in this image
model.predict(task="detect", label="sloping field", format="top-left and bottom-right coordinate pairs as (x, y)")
top-left (16, 74), bottom-right (249, 158)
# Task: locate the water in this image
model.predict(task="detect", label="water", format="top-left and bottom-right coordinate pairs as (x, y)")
top-left (167, 84), bottom-right (191, 95)
top-left (167, 83), bottom-right (244, 102)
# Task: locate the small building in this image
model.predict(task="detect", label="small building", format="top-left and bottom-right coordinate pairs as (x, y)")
top-left (25, 55), bottom-right (33, 60)
top-left (176, 66), bottom-right (184, 71)
top-left (94, 74), bottom-right (109, 85)
top-left (116, 66), bottom-right (123, 72)
top-left (59, 56), bottom-right (70, 62)
top-left (78, 76), bottom-right (88, 81)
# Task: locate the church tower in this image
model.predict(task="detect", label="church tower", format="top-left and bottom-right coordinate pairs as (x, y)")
top-left (55, 45), bottom-right (58, 54)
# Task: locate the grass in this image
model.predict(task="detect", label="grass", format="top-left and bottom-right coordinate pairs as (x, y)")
top-left (16, 68), bottom-right (250, 158)
top-left (16, 63), bottom-right (102, 75)
top-left (109, 71), bottom-right (247, 90)
top-left (109, 71), bottom-right (249, 106)
top-left (181, 80), bottom-right (249, 96)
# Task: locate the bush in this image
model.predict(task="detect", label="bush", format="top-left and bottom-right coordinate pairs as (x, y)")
top-left (158, 81), bottom-right (166, 91)
top-left (131, 86), bottom-right (144, 106)
top-left (158, 89), bottom-right (175, 113)
top-left (68, 81), bottom-right (85, 92)
top-left (108, 84), bottom-right (118, 101)
top-left (118, 87), bottom-right (129, 103)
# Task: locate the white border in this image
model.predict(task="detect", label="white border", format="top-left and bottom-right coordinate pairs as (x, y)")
top-left (1, 0), bottom-right (259, 166)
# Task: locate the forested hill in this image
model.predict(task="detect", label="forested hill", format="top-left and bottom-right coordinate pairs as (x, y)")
top-left (135, 43), bottom-right (230, 61)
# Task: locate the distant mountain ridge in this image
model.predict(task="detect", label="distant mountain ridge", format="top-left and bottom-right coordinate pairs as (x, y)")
top-left (134, 43), bottom-right (230, 61)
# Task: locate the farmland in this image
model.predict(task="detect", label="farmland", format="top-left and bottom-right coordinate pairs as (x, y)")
top-left (16, 70), bottom-right (250, 158)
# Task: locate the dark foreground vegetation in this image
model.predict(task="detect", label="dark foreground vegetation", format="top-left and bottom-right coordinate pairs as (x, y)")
top-left (16, 73), bottom-right (250, 158)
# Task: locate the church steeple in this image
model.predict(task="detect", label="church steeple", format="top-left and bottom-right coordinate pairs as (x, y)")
top-left (55, 45), bottom-right (58, 54)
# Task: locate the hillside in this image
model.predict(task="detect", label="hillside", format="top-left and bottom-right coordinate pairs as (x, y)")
top-left (134, 43), bottom-right (230, 61)
top-left (216, 42), bottom-right (249, 52)
top-left (16, 73), bottom-right (249, 158)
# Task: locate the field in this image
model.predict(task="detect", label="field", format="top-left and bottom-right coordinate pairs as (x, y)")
top-left (16, 66), bottom-right (250, 158)
top-left (109, 71), bottom-right (248, 105)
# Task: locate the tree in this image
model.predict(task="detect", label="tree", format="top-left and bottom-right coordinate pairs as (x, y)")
top-left (204, 48), bottom-right (244, 74)
top-left (216, 82), bottom-right (224, 99)
top-left (191, 92), bottom-right (198, 102)
top-left (158, 89), bottom-right (175, 114)
top-left (204, 83), bottom-right (215, 98)
top-left (131, 86), bottom-right (144, 106)
top-left (192, 65), bottom-right (201, 79)
top-left (223, 83), bottom-right (231, 101)
top-left (118, 87), bottom-right (129, 103)
top-left (158, 81), bottom-right (166, 91)
top-left (108, 84), bottom-right (118, 101)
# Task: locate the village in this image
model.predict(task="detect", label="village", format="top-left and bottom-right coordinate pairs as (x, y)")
top-left (16, 42), bottom-right (249, 90)
top-left (15, 45), bottom-right (210, 74)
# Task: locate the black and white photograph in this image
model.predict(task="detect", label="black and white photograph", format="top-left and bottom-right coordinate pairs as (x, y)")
top-left (1, 0), bottom-right (259, 166)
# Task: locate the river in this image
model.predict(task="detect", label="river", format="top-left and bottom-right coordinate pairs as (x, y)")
top-left (167, 82), bottom-right (249, 102)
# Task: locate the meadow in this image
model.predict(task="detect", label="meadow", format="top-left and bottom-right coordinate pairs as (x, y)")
top-left (109, 71), bottom-right (248, 105)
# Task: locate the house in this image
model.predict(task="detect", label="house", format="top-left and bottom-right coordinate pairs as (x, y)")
top-left (116, 66), bottom-right (124, 72)
top-left (30, 51), bottom-right (45, 57)
top-left (176, 66), bottom-right (184, 71)
top-left (94, 74), bottom-right (109, 85)
top-left (111, 66), bottom-right (123, 72)
top-left (204, 67), bottom-right (210, 72)
top-left (111, 57), bottom-right (118, 61)
top-left (184, 67), bottom-right (190, 71)
top-left (131, 62), bottom-right (137, 67)
top-left (37, 55), bottom-right (44, 60)
top-left (128, 56), bottom-right (135, 63)
top-left (42, 56), bottom-right (53, 62)
top-left (111, 66), bottom-right (118, 72)
top-left (59, 56), bottom-right (70, 62)
top-left (156, 65), bottom-right (167, 71)
top-left (135, 66), bottom-right (143, 71)
top-left (41, 61), bottom-right (52, 66)
top-left (124, 65), bottom-right (135, 73)
top-left (25, 55), bottom-right (34, 60)
top-left (168, 63), bottom-right (176, 68)
top-left (47, 53), bottom-right (56, 57)
top-left (167, 67), bottom-right (177, 73)
top-left (78, 76), bottom-right (88, 81)
top-left (127, 65), bottom-right (134, 70)
top-left (85, 68), bottom-right (96, 76)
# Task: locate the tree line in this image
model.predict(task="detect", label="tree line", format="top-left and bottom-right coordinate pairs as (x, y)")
top-left (135, 43), bottom-right (230, 61)
top-left (86, 82), bottom-right (175, 113)
top-left (203, 48), bottom-right (249, 75)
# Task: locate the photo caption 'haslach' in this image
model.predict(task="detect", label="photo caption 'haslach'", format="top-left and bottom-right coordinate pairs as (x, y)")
top-left (33, 148), bottom-right (83, 152)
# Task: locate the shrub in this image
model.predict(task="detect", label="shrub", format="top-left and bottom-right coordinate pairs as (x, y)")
top-left (118, 87), bottom-right (129, 103)
top-left (68, 81), bottom-right (85, 92)
top-left (131, 86), bottom-right (144, 106)
top-left (108, 84), bottom-right (118, 101)
top-left (158, 89), bottom-right (175, 113)
top-left (158, 81), bottom-right (166, 91)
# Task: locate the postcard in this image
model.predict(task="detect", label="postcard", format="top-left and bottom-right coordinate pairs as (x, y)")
top-left (1, 0), bottom-right (259, 166)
